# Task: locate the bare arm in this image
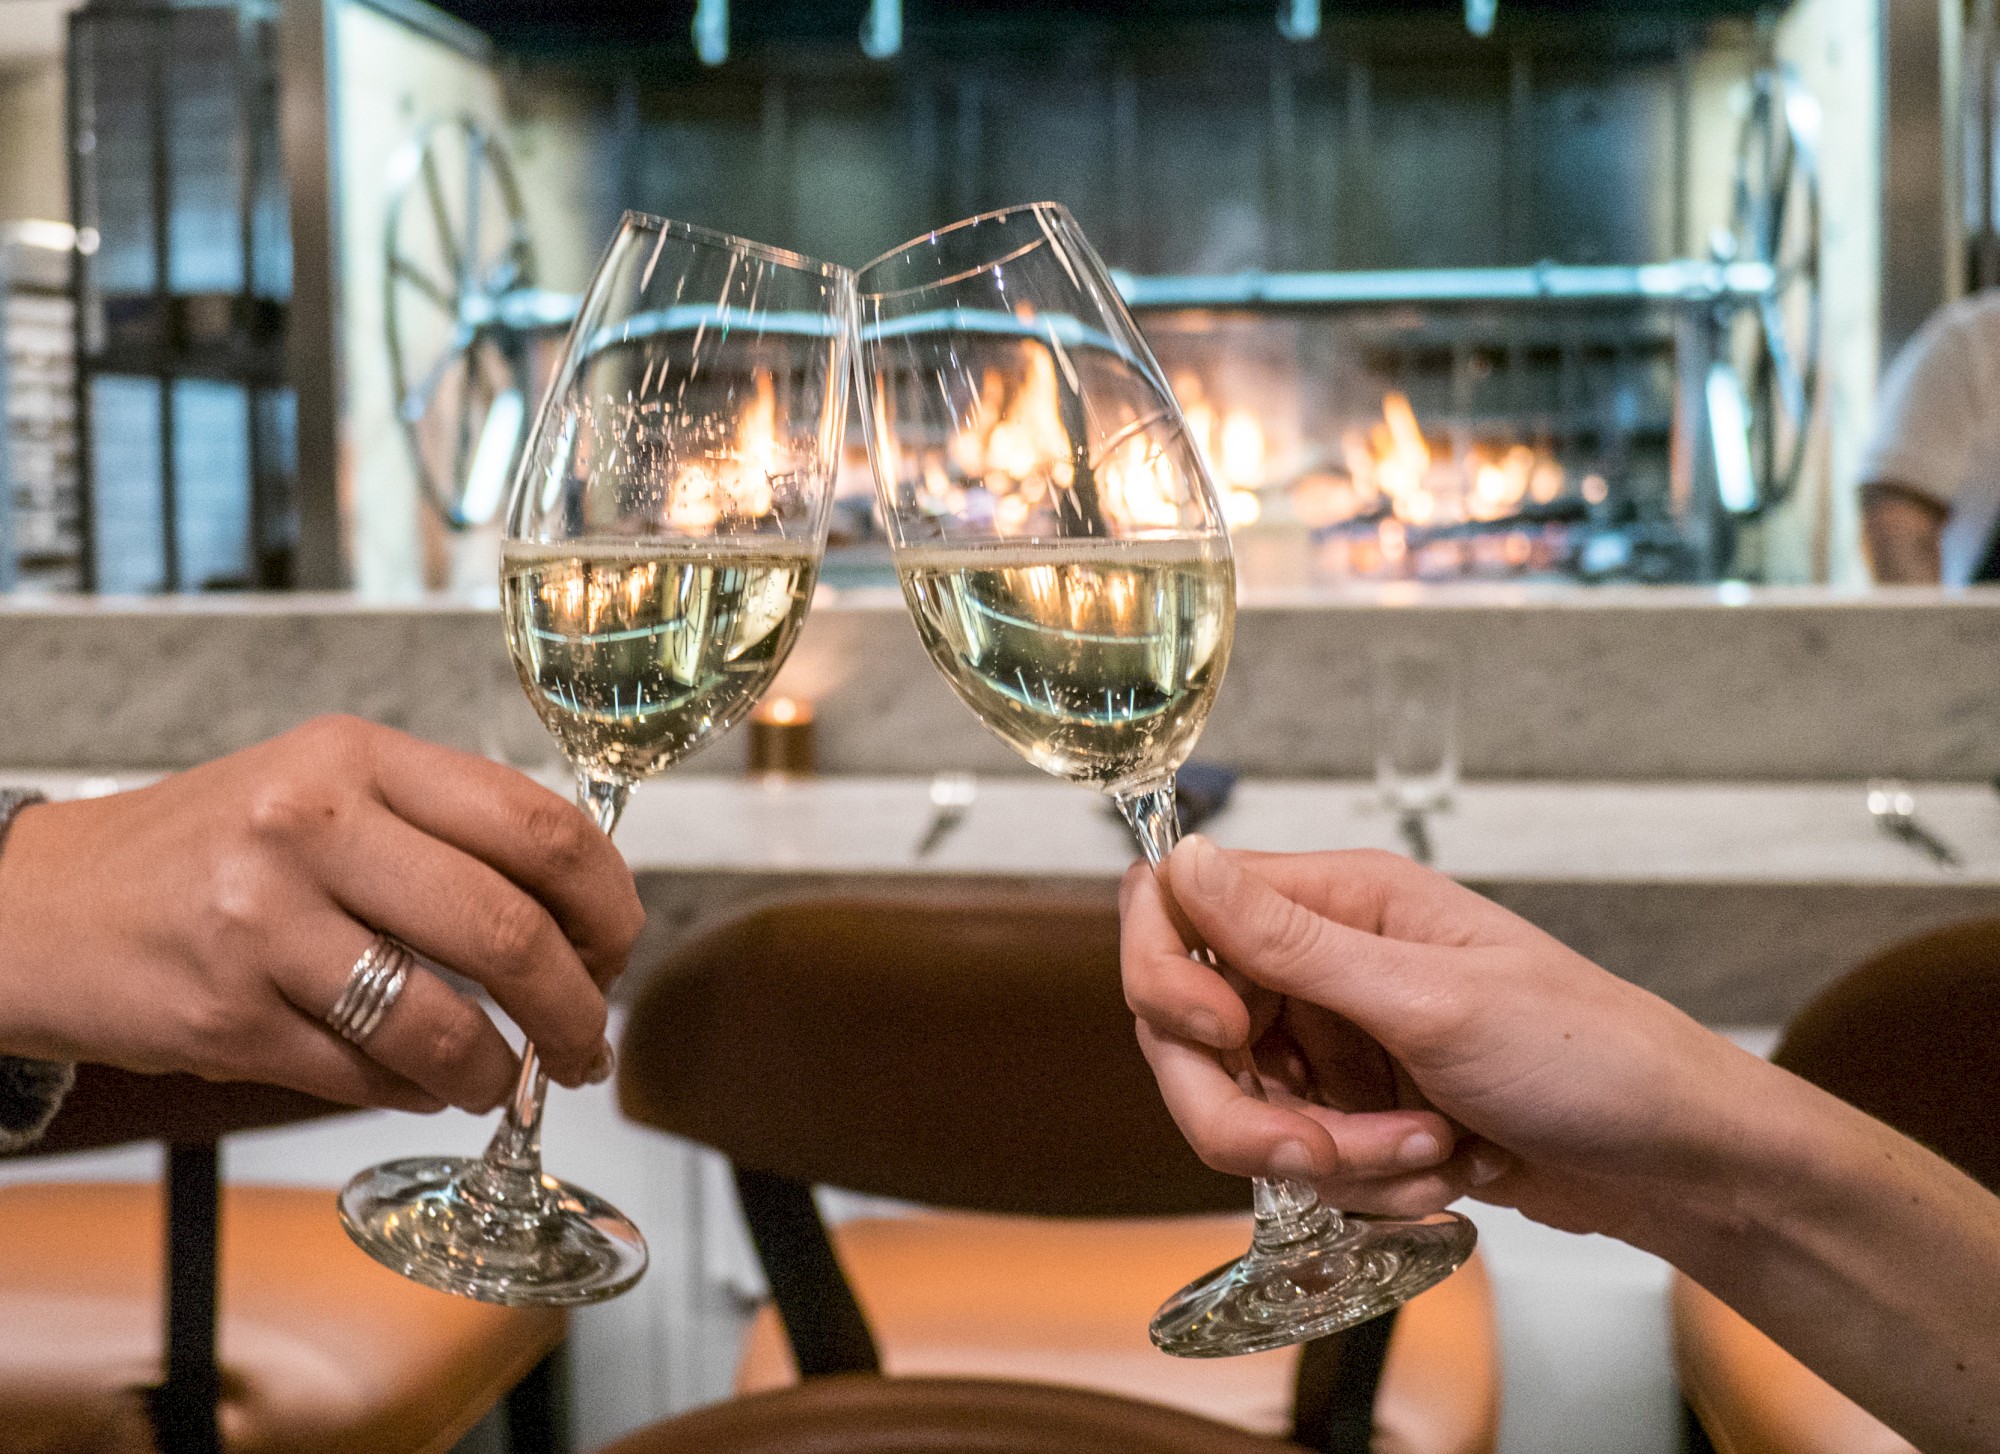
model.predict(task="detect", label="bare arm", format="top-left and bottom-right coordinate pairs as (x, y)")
top-left (1119, 841), bottom-right (2000, 1452)
top-left (1860, 482), bottom-right (1948, 584)
top-left (1650, 1067), bottom-right (2000, 1452)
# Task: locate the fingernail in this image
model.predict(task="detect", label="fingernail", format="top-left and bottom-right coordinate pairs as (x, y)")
top-left (1469, 1144), bottom-right (1510, 1186)
top-left (1184, 1008), bottom-right (1227, 1047)
top-left (1397, 1132), bottom-right (1445, 1169)
top-left (585, 1041), bottom-right (615, 1085)
top-left (1181, 834), bottom-right (1236, 897)
top-left (1271, 1139), bottom-right (1320, 1180)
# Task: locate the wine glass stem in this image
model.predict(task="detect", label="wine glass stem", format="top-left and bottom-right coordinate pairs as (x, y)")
top-left (1114, 778), bottom-right (1339, 1252)
top-left (474, 772), bottom-right (632, 1196)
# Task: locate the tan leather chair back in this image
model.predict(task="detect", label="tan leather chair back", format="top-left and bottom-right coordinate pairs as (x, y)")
top-left (600, 1375), bottom-right (1292, 1454)
top-left (1774, 917), bottom-right (2000, 1191)
top-left (618, 892), bottom-right (1243, 1216)
top-left (7, 1065), bottom-right (344, 1158)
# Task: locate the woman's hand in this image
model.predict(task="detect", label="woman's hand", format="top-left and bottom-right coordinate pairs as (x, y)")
top-left (0, 716), bottom-right (646, 1115)
top-left (1120, 836), bottom-right (1768, 1243)
top-left (1127, 839), bottom-right (2000, 1450)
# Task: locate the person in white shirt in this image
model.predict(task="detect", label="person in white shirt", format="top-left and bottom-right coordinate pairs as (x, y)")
top-left (1861, 291), bottom-right (2000, 583)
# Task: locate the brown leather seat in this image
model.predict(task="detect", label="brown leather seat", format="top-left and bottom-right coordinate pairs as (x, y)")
top-left (1672, 919), bottom-right (2000, 1454)
top-left (735, 1212), bottom-right (1497, 1450)
top-left (601, 1375), bottom-right (1310, 1454)
top-left (0, 1066), bottom-right (565, 1454)
top-left (618, 892), bottom-right (1499, 1454)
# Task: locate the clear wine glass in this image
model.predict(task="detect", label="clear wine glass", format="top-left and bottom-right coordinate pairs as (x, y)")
top-left (854, 202), bottom-right (1475, 1356)
top-left (340, 212), bottom-right (855, 1305)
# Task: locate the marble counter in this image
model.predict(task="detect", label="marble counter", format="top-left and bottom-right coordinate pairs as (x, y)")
top-left (3, 583), bottom-right (2000, 780)
top-left (604, 776), bottom-right (2000, 1025)
top-left (22, 770), bottom-right (1997, 1024)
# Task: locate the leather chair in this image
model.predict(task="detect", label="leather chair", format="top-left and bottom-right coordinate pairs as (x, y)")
top-left (1672, 919), bottom-right (2000, 1454)
top-left (0, 1064), bottom-right (568, 1454)
top-left (617, 893), bottom-right (1499, 1454)
top-left (599, 1375), bottom-right (1323, 1454)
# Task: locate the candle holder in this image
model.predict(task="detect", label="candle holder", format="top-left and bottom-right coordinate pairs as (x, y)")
top-left (747, 696), bottom-right (816, 777)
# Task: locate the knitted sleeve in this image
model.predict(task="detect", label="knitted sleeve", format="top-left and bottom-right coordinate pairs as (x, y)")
top-left (0, 789), bottom-right (70, 1154)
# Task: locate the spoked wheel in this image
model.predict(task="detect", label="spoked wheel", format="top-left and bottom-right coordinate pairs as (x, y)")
top-left (1710, 65), bottom-right (1823, 515)
top-left (383, 116), bottom-right (538, 529)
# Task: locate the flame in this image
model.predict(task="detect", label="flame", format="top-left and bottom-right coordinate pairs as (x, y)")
top-left (667, 370), bottom-right (782, 530)
top-left (1219, 409), bottom-right (1265, 489)
top-left (1368, 394), bottom-right (1433, 513)
top-left (667, 463), bottom-right (720, 530)
top-left (1330, 391), bottom-right (1568, 533)
top-left (1100, 432), bottom-right (1183, 529)
top-left (1467, 445), bottom-right (1532, 522)
top-left (1531, 458), bottom-right (1565, 504)
top-left (542, 557), bottom-right (658, 635)
top-left (1224, 489), bottom-right (1261, 527)
top-left (754, 694), bottom-right (813, 726)
top-left (953, 346), bottom-right (1074, 509)
top-left (727, 371), bottom-right (779, 517)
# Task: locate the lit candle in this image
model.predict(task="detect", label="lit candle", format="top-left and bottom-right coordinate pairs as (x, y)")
top-left (747, 696), bottom-right (816, 777)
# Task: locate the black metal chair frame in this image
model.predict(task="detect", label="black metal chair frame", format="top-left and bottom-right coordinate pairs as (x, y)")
top-left (731, 1165), bottom-right (1396, 1454)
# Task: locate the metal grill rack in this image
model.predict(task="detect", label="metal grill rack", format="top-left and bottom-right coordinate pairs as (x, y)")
top-left (0, 230), bottom-right (82, 593)
top-left (1122, 259), bottom-right (1774, 583)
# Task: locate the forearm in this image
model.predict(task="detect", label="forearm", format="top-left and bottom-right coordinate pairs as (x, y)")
top-left (1639, 1060), bottom-right (2000, 1452)
top-left (1860, 484), bottom-right (1946, 584)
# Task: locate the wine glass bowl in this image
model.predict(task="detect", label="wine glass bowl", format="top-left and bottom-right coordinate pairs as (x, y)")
top-left (340, 214), bottom-right (853, 1306)
top-left (860, 205), bottom-right (1233, 797)
top-left (856, 202), bottom-right (1474, 1356)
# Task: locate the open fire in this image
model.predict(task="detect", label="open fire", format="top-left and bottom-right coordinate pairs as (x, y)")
top-left (833, 334), bottom-right (1642, 583)
top-left (1173, 377), bottom-right (1605, 582)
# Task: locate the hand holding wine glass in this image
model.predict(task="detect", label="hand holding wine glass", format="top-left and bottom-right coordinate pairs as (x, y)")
top-left (340, 213), bottom-right (854, 1305)
top-left (855, 203), bottom-right (1473, 1355)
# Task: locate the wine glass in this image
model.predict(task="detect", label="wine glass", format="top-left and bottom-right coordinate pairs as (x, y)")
top-left (853, 202), bottom-right (1474, 1356)
top-left (340, 212), bottom-right (855, 1305)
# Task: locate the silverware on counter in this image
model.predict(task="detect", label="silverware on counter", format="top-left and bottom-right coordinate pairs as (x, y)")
top-left (1866, 778), bottom-right (1962, 868)
top-left (914, 772), bottom-right (978, 858)
top-left (1397, 808), bottom-right (1435, 867)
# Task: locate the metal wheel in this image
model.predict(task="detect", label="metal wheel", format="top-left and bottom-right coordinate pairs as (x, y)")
top-left (1710, 65), bottom-right (1823, 514)
top-left (383, 116), bottom-right (538, 528)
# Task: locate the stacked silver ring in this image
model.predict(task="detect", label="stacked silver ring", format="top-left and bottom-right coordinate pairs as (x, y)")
top-left (327, 934), bottom-right (413, 1046)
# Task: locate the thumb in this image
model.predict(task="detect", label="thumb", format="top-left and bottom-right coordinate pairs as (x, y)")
top-left (1165, 834), bottom-right (1442, 1039)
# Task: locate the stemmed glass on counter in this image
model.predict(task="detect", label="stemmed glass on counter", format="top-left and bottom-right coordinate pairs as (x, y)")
top-left (340, 213), bottom-right (855, 1305)
top-left (854, 202), bottom-right (1475, 1355)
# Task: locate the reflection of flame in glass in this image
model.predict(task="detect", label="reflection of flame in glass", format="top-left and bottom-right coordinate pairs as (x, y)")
top-left (728, 371), bottom-right (779, 517)
top-left (543, 558), bottom-right (659, 634)
top-left (667, 370), bottom-right (782, 529)
top-left (668, 463), bottom-right (720, 530)
top-left (955, 347), bottom-right (1074, 495)
top-left (1100, 432), bottom-right (1183, 529)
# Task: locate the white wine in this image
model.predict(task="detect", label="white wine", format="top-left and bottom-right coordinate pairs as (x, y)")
top-left (504, 539), bottom-right (817, 781)
top-left (897, 536), bottom-right (1234, 790)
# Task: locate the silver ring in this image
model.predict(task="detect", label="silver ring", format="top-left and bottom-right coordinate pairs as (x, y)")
top-left (327, 934), bottom-right (412, 1046)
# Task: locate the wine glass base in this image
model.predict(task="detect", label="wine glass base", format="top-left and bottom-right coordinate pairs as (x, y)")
top-left (1150, 1210), bottom-right (1477, 1358)
top-left (339, 1155), bottom-right (648, 1307)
